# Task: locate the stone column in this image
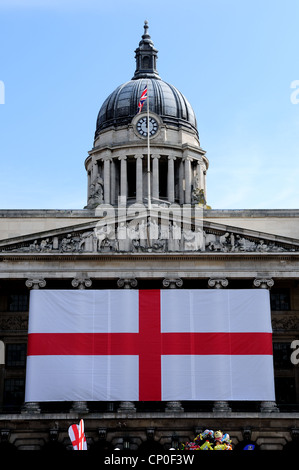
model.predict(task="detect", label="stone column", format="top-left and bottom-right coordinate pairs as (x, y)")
top-left (167, 155), bottom-right (176, 203)
top-left (119, 155), bottom-right (127, 202)
top-left (87, 170), bottom-right (91, 201)
top-left (69, 278), bottom-right (90, 415)
top-left (179, 160), bottom-right (184, 205)
top-left (163, 277), bottom-right (184, 413)
top-left (152, 154), bottom-right (160, 201)
top-left (22, 278), bottom-right (47, 414)
top-left (116, 277), bottom-right (137, 413)
top-left (253, 277), bottom-right (279, 413)
top-left (203, 168), bottom-right (207, 200)
top-left (103, 157), bottom-right (111, 204)
top-left (184, 157), bottom-right (192, 204)
top-left (110, 157), bottom-right (116, 205)
top-left (91, 160), bottom-right (98, 182)
top-left (208, 277), bottom-right (232, 412)
top-left (197, 161), bottom-right (205, 190)
top-left (135, 154), bottom-right (143, 203)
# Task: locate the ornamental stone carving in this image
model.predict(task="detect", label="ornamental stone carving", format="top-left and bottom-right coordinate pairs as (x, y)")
top-left (162, 278), bottom-right (183, 289)
top-left (253, 278), bottom-right (274, 289)
top-left (0, 314), bottom-right (28, 331)
top-left (117, 278), bottom-right (138, 289)
top-left (1, 218), bottom-right (298, 255)
top-left (71, 278), bottom-right (92, 289)
top-left (208, 278), bottom-right (229, 289)
top-left (25, 278), bottom-right (46, 289)
top-left (271, 315), bottom-right (299, 332)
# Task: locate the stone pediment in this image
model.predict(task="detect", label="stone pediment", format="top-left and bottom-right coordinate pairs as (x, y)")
top-left (0, 211), bottom-right (299, 255)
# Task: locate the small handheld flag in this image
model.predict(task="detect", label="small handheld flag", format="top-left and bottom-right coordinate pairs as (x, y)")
top-left (68, 419), bottom-right (87, 450)
top-left (137, 85), bottom-right (147, 113)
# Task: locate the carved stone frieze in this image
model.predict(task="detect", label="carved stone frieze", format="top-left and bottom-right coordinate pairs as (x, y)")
top-left (0, 313), bottom-right (28, 331)
top-left (1, 218), bottom-right (298, 255)
top-left (271, 314), bottom-right (299, 332)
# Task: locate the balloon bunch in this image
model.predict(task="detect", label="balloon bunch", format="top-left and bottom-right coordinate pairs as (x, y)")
top-left (181, 429), bottom-right (232, 451)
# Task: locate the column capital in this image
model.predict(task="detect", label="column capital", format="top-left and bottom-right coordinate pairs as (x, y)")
top-left (118, 154), bottom-right (127, 161)
top-left (71, 277), bottom-right (92, 289)
top-left (208, 278), bottom-right (229, 289)
top-left (253, 278), bottom-right (274, 289)
top-left (101, 150), bottom-right (112, 161)
top-left (117, 278), bottom-right (138, 289)
top-left (167, 155), bottom-right (176, 161)
top-left (196, 159), bottom-right (205, 168)
top-left (25, 278), bottom-right (46, 289)
top-left (134, 153), bottom-right (144, 159)
top-left (152, 153), bottom-right (160, 159)
top-left (162, 278), bottom-right (183, 289)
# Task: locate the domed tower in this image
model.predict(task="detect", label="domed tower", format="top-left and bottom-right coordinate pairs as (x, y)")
top-left (85, 21), bottom-right (208, 209)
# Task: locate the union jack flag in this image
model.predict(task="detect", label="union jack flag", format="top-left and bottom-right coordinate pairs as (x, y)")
top-left (137, 85), bottom-right (147, 113)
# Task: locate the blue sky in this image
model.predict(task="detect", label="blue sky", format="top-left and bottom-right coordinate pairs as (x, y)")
top-left (0, 0), bottom-right (298, 210)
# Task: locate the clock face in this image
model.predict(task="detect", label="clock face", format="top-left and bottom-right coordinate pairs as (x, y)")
top-left (136, 116), bottom-right (158, 137)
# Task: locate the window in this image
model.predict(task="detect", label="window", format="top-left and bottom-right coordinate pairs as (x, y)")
top-left (273, 342), bottom-right (293, 369)
top-left (9, 294), bottom-right (29, 312)
top-left (270, 289), bottom-right (290, 311)
top-left (6, 344), bottom-right (27, 368)
top-left (3, 378), bottom-right (25, 408)
top-left (275, 377), bottom-right (296, 404)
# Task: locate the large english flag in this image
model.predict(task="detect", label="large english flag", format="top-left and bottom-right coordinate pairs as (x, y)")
top-left (25, 289), bottom-right (275, 402)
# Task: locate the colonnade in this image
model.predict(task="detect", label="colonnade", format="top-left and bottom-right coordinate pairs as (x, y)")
top-left (87, 152), bottom-right (207, 207)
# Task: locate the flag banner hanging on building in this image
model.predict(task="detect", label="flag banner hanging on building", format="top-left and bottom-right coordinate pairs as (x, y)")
top-left (25, 289), bottom-right (275, 402)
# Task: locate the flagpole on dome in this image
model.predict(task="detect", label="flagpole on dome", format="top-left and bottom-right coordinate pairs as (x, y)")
top-left (147, 79), bottom-right (151, 210)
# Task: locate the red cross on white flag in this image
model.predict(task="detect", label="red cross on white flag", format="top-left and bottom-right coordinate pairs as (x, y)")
top-left (68, 419), bottom-right (87, 450)
top-left (25, 289), bottom-right (275, 402)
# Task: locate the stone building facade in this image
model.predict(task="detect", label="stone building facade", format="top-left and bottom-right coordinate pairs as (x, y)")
top-left (0, 23), bottom-right (299, 451)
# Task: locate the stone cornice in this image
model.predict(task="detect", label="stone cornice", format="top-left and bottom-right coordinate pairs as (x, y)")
top-left (88, 141), bottom-right (206, 158)
top-left (1, 208), bottom-right (299, 219)
top-left (1, 251), bottom-right (299, 261)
